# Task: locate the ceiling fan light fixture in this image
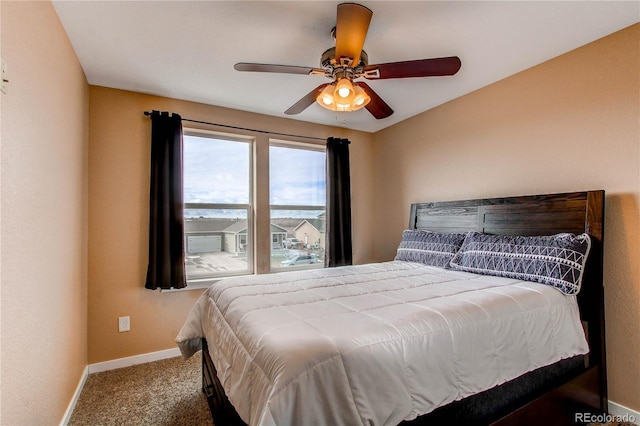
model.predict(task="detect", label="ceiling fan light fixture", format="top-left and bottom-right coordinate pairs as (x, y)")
top-left (351, 85), bottom-right (371, 110)
top-left (317, 84), bottom-right (336, 106)
top-left (316, 79), bottom-right (371, 112)
top-left (334, 101), bottom-right (352, 112)
top-left (335, 78), bottom-right (355, 100)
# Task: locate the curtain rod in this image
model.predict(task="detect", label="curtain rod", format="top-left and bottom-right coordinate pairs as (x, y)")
top-left (143, 110), bottom-right (327, 142)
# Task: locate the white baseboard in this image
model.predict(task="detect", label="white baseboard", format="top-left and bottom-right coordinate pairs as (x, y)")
top-left (88, 347), bottom-right (182, 374)
top-left (608, 400), bottom-right (640, 423)
top-left (60, 365), bottom-right (88, 426)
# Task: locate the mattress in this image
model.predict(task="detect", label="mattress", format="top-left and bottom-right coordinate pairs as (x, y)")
top-left (176, 261), bottom-right (589, 426)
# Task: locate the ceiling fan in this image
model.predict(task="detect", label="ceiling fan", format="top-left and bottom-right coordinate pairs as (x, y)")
top-left (234, 3), bottom-right (461, 120)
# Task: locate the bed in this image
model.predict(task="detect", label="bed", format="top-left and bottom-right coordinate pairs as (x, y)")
top-left (176, 190), bottom-right (606, 425)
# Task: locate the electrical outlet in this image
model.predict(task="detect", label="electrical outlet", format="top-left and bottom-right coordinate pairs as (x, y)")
top-left (118, 316), bottom-right (130, 332)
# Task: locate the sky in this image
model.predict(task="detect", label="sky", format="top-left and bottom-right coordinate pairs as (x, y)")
top-left (183, 134), bottom-right (325, 217)
top-left (183, 135), bottom-right (250, 204)
top-left (270, 145), bottom-right (325, 206)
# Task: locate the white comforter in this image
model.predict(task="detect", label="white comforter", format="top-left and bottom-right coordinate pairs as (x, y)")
top-left (176, 261), bottom-right (588, 426)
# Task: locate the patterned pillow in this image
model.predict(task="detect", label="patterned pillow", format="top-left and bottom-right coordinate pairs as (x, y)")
top-left (450, 232), bottom-right (591, 295)
top-left (395, 229), bottom-right (467, 269)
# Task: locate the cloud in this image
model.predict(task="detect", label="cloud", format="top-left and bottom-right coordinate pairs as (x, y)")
top-left (184, 135), bottom-right (326, 208)
top-left (270, 145), bottom-right (325, 205)
top-left (184, 135), bottom-right (250, 204)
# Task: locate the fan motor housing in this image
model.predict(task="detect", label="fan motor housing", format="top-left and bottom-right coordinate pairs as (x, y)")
top-left (321, 47), bottom-right (368, 70)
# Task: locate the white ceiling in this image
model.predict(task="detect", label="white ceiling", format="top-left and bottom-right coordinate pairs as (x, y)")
top-left (52, 1), bottom-right (639, 133)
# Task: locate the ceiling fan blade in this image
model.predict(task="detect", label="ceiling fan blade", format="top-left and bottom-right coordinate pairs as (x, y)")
top-left (357, 82), bottom-right (393, 119)
top-left (363, 56), bottom-right (462, 79)
top-left (284, 83), bottom-right (332, 115)
top-left (234, 63), bottom-right (324, 75)
top-left (334, 3), bottom-right (372, 67)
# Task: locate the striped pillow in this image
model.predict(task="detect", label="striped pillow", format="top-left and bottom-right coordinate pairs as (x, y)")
top-left (395, 229), bottom-right (467, 269)
top-left (450, 231), bottom-right (591, 295)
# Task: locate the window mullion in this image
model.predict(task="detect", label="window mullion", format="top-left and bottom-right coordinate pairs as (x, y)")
top-left (254, 135), bottom-right (271, 274)
top-left (270, 205), bottom-right (325, 211)
top-left (185, 203), bottom-right (249, 210)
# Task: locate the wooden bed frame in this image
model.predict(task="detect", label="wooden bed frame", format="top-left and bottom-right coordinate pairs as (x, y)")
top-left (201, 190), bottom-right (606, 425)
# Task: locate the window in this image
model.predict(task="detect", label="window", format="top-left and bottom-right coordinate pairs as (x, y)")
top-left (183, 132), bottom-right (252, 280)
top-left (270, 141), bottom-right (326, 270)
top-left (183, 131), bottom-right (326, 283)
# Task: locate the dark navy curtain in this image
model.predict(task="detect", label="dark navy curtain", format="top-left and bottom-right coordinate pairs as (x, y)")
top-left (325, 137), bottom-right (353, 267)
top-left (144, 111), bottom-right (187, 290)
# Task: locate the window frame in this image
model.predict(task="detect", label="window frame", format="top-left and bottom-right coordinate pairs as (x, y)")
top-left (269, 139), bottom-right (326, 272)
top-left (176, 129), bottom-right (327, 290)
top-left (182, 129), bottom-right (255, 285)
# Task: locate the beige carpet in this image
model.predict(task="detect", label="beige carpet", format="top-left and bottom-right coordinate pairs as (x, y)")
top-left (69, 353), bottom-right (213, 426)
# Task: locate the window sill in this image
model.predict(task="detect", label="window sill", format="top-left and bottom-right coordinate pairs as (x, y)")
top-left (159, 278), bottom-right (218, 293)
top-left (160, 265), bottom-right (324, 293)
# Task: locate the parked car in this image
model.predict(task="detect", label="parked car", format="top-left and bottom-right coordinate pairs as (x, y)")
top-left (281, 254), bottom-right (318, 266)
top-left (283, 238), bottom-right (303, 249)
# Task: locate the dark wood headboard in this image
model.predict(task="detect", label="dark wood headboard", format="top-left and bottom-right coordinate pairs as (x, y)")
top-left (408, 190), bottom-right (607, 410)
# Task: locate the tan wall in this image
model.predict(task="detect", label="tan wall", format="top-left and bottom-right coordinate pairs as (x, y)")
top-left (0, 1), bottom-right (89, 424)
top-left (87, 86), bottom-right (374, 363)
top-left (372, 24), bottom-right (640, 412)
